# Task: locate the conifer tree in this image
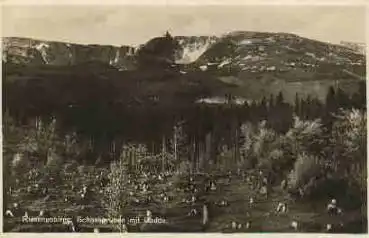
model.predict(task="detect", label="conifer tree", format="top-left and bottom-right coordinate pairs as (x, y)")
top-left (294, 93), bottom-right (300, 116)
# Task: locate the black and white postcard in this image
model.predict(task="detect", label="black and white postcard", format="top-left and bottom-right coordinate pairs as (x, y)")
top-left (1, 2), bottom-right (367, 234)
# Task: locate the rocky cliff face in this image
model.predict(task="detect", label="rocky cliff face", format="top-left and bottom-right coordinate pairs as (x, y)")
top-left (174, 36), bottom-right (218, 64)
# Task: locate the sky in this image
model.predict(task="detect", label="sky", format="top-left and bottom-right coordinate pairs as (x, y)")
top-left (1, 5), bottom-right (366, 46)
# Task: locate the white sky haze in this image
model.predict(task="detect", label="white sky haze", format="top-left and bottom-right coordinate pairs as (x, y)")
top-left (1, 5), bottom-right (366, 46)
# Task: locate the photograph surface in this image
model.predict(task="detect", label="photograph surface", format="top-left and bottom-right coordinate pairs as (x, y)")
top-left (2, 4), bottom-right (367, 233)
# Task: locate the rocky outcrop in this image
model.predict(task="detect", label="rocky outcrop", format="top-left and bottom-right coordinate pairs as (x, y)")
top-left (174, 36), bottom-right (218, 64)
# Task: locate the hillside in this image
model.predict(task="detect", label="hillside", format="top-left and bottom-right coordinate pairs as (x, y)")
top-left (340, 41), bottom-right (366, 55)
top-left (3, 61), bottom-right (233, 114)
top-left (2, 31), bottom-right (366, 104)
top-left (2, 35), bottom-right (218, 69)
top-left (2, 37), bottom-right (137, 70)
top-left (187, 31), bottom-right (365, 103)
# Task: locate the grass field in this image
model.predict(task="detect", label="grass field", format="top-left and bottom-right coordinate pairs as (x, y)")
top-left (4, 164), bottom-right (365, 233)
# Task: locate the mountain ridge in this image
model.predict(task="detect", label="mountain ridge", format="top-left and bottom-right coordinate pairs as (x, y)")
top-left (3, 32), bottom-right (364, 68)
top-left (3, 32), bottom-right (365, 69)
top-left (3, 31), bottom-right (366, 105)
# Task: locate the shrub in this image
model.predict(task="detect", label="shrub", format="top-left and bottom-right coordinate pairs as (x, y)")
top-left (45, 149), bottom-right (64, 176)
top-left (102, 156), bottom-right (130, 232)
top-left (177, 160), bottom-right (191, 175)
top-left (287, 152), bottom-right (322, 191)
top-left (240, 122), bottom-right (255, 162)
top-left (239, 121), bottom-right (279, 170)
top-left (252, 120), bottom-right (278, 160)
top-left (240, 121), bottom-right (291, 179)
top-left (330, 109), bottom-right (367, 198)
top-left (11, 152), bottom-right (31, 176)
top-left (285, 116), bottom-right (324, 157)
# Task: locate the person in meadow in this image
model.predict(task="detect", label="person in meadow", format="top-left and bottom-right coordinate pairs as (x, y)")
top-left (250, 175), bottom-right (256, 190)
top-left (190, 195), bottom-right (197, 205)
top-left (276, 202), bottom-right (287, 213)
top-left (249, 197), bottom-right (254, 207)
top-left (5, 209), bottom-right (14, 218)
top-left (42, 187), bottom-right (48, 196)
top-left (12, 203), bottom-right (23, 217)
top-left (280, 179), bottom-right (287, 190)
top-left (298, 188), bottom-right (305, 198)
top-left (142, 184), bottom-right (148, 193)
top-left (262, 176), bottom-right (268, 185)
top-left (188, 183), bottom-right (196, 192)
top-left (326, 224), bottom-right (333, 232)
top-left (290, 220), bottom-right (298, 231)
top-left (163, 195), bottom-right (169, 202)
top-left (260, 185), bottom-right (268, 199)
top-left (231, 221), bottom-right (237, 230)
top-left (146, 209), bottom-right (152, 220)
top-left (188, 208), bottom-right (198, 216)
top-left (227, 171), bottom-right (232, 184)
top-left (327, 199), bottom-right (342, 215)
top-left (69, 216), bottom-right (80, 232)
top-left (216, 199), bottom-right (229, 207)
top-left (121, 224), bottom-right (128, 233)
top-left (210, 181), bottom-right (217, 191)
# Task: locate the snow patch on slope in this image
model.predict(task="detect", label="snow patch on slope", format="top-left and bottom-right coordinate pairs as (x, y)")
top-left (65, 44), bottom-right (73, 62)
top-left (218, 59), bottom-right (231, 68)
top-left (34, 43), bottom-right (50, 64)
top-left (110, 49), bottom-right (120, 66)
top-left (196, 96), bottom-right (248, 105)
top-left (239, 39), bottom-right (253, 45)
top-left (176, 38), bottom-right (217, 64)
